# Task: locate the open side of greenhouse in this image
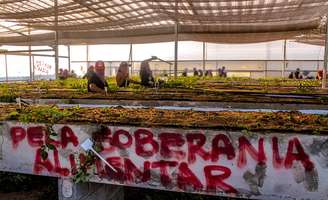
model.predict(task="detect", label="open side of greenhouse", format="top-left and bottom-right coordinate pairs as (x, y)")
top-left (0, 0), bottom-right (327, 87)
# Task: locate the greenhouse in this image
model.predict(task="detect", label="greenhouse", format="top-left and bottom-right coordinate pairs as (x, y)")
top-left (0, 1), bottom-right (327, 200)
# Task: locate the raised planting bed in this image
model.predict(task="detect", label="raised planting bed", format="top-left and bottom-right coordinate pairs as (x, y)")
top-left (0, 105), bottom-right (327, 200)
top-left (0, 78), bottom-right (327, 105)
top-left (1, 104), bottom-right (327, 133)
top-left (1, 88), bottom-right (328, 105)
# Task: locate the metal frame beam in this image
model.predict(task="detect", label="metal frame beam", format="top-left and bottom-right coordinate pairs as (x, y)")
top-left (1, 52), bottom-right (68, 58)
top-left (0, 49), bottom-right (54, 53)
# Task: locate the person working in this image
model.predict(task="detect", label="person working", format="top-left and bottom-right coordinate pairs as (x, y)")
top-left (316, 69), bottom-right (327, 80)
top-left (70, 70), bottom-right (77, 78)
top-left (302, 71), bottom-right (313, 79)
top-left (295, 68), bottom-right (302, 79)
top-left (84, 62), bottom-right (108, 93)
top-left (116, 62), bottom-right (141, 87)
top-left (288, 68), bottom-right (303, 79)
top-left (59, 68), bottom-right (69, 80)
top-left (58, 68), bottom-right (64, 79)
top-left (193, 68), bottom-right (199, 76)
top-left (87, 70), bottom-right (108, 93)
top-left (198, 69), bottom-right (203, 77)
top-left (218, 66), bottom-right (227, 77)
top-left (83, 65), bottom-right (95, 79)
top-left (182, 68), bottom-right (188, 77)
top-left (205, 70), bottom-right (213, 77)
top-left (140, 57), bottom-right (156, 87)
top-left (116, 62), bottom-right (130, 87)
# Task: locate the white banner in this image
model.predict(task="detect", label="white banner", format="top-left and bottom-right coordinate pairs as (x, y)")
top-left (0, 122), bottom-right (327, 200)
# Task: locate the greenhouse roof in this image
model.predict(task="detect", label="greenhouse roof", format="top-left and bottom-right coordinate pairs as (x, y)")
top-left (0, 0), bottom-right (328, 45)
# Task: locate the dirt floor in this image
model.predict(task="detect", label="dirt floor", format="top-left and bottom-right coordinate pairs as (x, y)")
top-left (0, 172), bottom-right (58, 200)
top-left (0, 191), bottom-right (52, 200)
top-left (0, 172), bottom-right (236, 200)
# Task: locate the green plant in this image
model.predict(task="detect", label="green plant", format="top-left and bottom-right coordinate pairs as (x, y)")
top-left (18, 106), bottom-right (73, 124)
top-left (16, 106), bottom-right (72, 160)
top-left (0, 85), bottom-right (17, 102)
top-left (107, 83), bottom-right (120, 92)
top-left (73, 151), bottom-right (96, 183)
top-left (39, 125), bottom-right (57, 160)
top-left (163, 77), bottom-right (199, 89)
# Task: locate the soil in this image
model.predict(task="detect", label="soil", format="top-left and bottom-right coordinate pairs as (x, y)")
top-left (1, 89), bottom-right (326, 105)
top-left (1, 104), bottom-right (327, 134)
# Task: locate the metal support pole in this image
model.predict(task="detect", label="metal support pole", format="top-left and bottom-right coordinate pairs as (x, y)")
top-left (86, 45), bottom-right (89, 67)
top-left (129, 43), bottom-right (133, 75)
top-left (264, 61), bottom-right (268, 78)
top-left (29, 46), bottom-right (32, 81)
top-left (67, 45), bottom-right (71, 71)
top-left (266, 43), bottom-right (270, 78)
top-left (323, 22), bottom-right (328, 89)
top-left (202, 42), bottom-right (206, 72)
top-left (283, 40), bottom-right (287, 78)
top-left (174, 22), bottom-right (178, 78)
top-left (174, 0), bottom-right (178, 78)
top-left (54, 0), bottom-right (59, 79)
top-left (5, 54), bottom-right (8, 82)
top-left (28, 28), bottom-right (33, 81)
top-left (32, 56), bottom-right (35, 80)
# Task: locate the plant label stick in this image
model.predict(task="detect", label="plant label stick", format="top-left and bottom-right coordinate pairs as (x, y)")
top-left (80, 138), bottom-right (117, 173)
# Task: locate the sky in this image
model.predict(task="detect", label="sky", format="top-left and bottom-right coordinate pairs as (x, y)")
top-left (0, 40), bottom-right (325, 78)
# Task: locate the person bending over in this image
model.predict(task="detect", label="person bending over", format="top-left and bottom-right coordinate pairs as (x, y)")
top-left (116, 62), bottom-right (140, 87)
top-left (83, 65), bottom-right (95, 79)
top-left (82, 65), bottom-right (107, 92)
top-left (140, 58), bottom-right (155, 87)
top-left (86, 69), bottom-right (108, 93)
